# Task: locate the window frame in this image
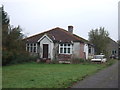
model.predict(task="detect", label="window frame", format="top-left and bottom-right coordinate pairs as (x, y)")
top-left (26, 43), bottom-right (37, 53)
top-left (59, 43), bottom-right (72, 54)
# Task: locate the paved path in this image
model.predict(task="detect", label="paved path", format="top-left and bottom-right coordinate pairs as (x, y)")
top-left (71, 61), bottom-right (119, 88)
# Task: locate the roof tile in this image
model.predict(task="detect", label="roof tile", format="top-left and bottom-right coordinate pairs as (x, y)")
top-left (24, 27), bottom-right (88, 43)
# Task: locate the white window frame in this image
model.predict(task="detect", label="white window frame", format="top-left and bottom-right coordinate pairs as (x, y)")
top-left (30, 43), bottom-right (33, 52)
top-left (26, 43), bottom-right (37, 53)
top-left (36, 43), bottom-right (37, 53)
top-left (26, 44), bottom-right (27, 51)
top-left (33, 43), bottom-right (37, 53)
top-left (26, 43), bottom-right (30, 52)
top-left (59, 43), bottom-right (72, 54)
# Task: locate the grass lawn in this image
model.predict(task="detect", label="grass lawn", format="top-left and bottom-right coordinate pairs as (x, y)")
top-left (2, 59), bottom-right (117, 88)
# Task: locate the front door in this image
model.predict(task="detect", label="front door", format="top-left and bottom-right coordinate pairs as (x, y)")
top-left (43, 44), bottom-right (48, 58)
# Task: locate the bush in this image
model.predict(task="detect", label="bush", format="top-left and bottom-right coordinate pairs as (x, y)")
top-left (71, 57), bottom-right (85, 64)
top-left (2, 50), bottom-right (38, 65)
top-left (2, 50), bottom-right (14, 65)
top-left (105, 59), bottom-right (116, 66)
top-left (51, 58), bottom-right (59, 64)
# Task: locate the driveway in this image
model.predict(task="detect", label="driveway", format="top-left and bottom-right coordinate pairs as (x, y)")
top-left (71, 60), bottom-right (119, 88)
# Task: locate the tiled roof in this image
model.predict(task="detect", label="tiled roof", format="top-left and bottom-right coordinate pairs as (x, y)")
top-left (24, 27), bottom-right (88, 43)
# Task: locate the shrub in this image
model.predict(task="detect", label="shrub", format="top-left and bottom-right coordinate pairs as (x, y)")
top-left (2, 50), bottom-right (14, 65)
top-left (71, 57), bottom-right (85, 64)
top-left (2, 50), bottom-right (38, 65)
top-left (51, 58), bottom-right (59, 64)
top-left (105, 59), bottom-right (116, 66)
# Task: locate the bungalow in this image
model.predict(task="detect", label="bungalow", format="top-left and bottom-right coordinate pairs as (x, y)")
top-left (24, 26), bottom-right (94, 61)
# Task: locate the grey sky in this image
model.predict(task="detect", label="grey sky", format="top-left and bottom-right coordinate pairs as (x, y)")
top-left (1, 0), bottom-right (119, 41)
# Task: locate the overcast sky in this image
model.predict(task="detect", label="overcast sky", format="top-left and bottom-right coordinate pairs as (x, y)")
top-left (1, 0), bottom-right (119, 41)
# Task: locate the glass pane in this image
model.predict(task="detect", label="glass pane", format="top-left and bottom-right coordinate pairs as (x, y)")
top-left (27, 47), bottom-right (29, 51)
top-left (34, 43), bottom-right (36, 46)
top-left (34, 47), bottom-right (36, 52)
top-left (60, 44), bottom-right (63, 46)
top-left (64, 44), bottom-right (66, 46)
top-left (30, 47), bottom-right (32, 52)
top-left (68, 44), bottom-right (70, 46)
top-left (68, 48), bottom-right (70, 53)
top-left (60, 48), bottom-right (63, 53)
top-left (64, 48), bottom-right (66, 53)
top-left (27, 44), bottom-right (29, 46)
top-left (31, 44), bottom-right (32, 46)
top-left (112, 51), bottom-right (114, 54)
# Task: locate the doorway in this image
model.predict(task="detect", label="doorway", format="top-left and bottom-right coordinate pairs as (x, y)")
top-left (43, 44), bottom-right (48, 58)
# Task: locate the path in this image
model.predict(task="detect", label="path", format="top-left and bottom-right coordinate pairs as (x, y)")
top-left (71, 61), bottom-right (119, 88)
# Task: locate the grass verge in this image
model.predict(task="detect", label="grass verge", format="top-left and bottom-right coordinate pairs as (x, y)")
top-left (2, 59), bottom-right (117, 88)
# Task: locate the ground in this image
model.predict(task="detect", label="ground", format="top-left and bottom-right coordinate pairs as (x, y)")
top-left (71, 60), bottom-right (119, 88)
top-left (2, 59), bottom-right (117, 88)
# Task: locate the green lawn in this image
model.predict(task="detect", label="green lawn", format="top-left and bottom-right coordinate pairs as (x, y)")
top-left (2, 59), bottom-right (117, 88)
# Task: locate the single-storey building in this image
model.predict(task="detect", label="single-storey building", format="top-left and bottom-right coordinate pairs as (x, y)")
top-left (106, 38), bottom-right (118, 59)
top-left (24, 26), bottom-right (94, 61)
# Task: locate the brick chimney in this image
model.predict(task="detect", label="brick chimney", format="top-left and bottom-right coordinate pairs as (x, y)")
top-left (68, 26), bottom-right (73, 34)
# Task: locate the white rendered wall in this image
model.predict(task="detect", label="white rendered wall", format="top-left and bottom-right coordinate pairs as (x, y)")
top-left (39, 36), bottom-right (54, 59)
top-left (84, 44), bottom-right (88, 59)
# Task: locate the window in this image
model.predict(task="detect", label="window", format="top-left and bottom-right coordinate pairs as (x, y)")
top-left (64, 48), bottom-right (66, 53)
top-left (68, 48), bottom-right (70, 53)
top-left (26, 44), bottom-right (30, 52)
top-left (64, 44), bottom-right (66, 46)
top-left (26, 43), bottom-right (37, 53)
top-left (26, 43), bottom-right (30, 52)
top-left (30, 44), bottom-right (32, 52)
top-left (60, 44), bottom-right (63, 46)
top-left (27, 47), bottom-right (29, 52)
top-left (33, 43), bottom-right (37, 53)
top-left (59, 43), bottom-right (72, 54)
top-left (33, 47), bottom-right (36, 52)
top-left (60, 48), bottom-right (63, 53)
top-left (112, 50), bottom-right (117, 55)
top-left (89, 47), bottom-right (91, 53)
top-left (112, 50), bottom-right (114, 54)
